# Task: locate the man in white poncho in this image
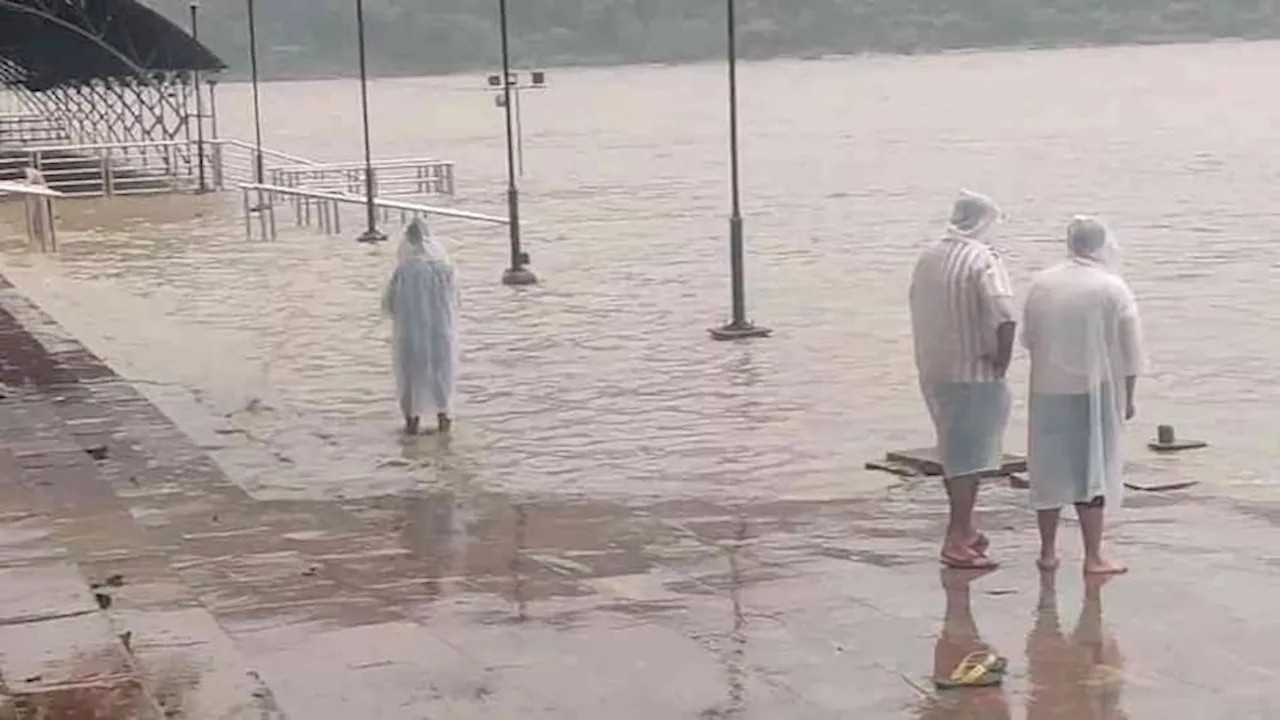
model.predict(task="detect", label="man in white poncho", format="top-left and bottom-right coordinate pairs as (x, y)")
top-left (382, 217), bottom-right (460, 435)
top-left (910, 191), bottom-right (1017, 570)
top-left (23, 165), bottom-right (52, 249)
top-left (1022, 217), bottom-right (1143, 576)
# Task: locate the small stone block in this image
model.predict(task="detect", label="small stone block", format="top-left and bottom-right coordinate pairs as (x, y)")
top-left (1008, 474), bottom-right (1030, 489)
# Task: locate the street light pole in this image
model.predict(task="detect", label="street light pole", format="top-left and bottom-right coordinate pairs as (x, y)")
top-left (354, 0), bottom-right (385, 243)
top-left (709, 0), bottom-right (770, 341)
top-left (498, 0), bottom-right (536, 285)
top-left (245, 0), bottom-right (264, 186)
top-left (189, 2), bottom-right (208, 193)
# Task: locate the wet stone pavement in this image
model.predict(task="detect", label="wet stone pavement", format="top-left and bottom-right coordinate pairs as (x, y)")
top-left (0, 274), bottom-right (1277, 720)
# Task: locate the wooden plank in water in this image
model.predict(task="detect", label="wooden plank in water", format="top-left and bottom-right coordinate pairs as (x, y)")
top-left (883, 447), bottom-right (1027, 477)
top-left (863, 459), bottom-right (921, 478)
top-left (1124, 479), bottom-right (1198, 492)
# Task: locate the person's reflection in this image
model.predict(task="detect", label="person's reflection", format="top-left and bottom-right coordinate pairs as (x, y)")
top-left (1026, 574), bottom-right (1127, 719)
top-left (402, 489), bottom-right (460, 600)
top-left (920, 568), bottom-right (1011, 720)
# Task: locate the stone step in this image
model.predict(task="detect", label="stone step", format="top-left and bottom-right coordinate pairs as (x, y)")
top-left (0, 295), bottom-right (284, 718)
top-left (0, 396), bottom-right (284, 720)
top-left (0, 278), bottom-right (551, 718)
top-left (0, 479), bottom-right (167, 718)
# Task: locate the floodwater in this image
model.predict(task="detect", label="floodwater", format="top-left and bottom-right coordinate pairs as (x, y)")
top-left (2, 39), bottom-right (1278, 505)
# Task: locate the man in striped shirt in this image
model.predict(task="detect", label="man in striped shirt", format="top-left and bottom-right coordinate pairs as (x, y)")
top-left (909, 191), bottom-right (1017, 570)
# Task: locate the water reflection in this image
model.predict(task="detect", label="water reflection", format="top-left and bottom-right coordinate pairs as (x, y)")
top-left (1026, 574), bottom-right (1127, 720)
top-left (919, 568), bottom-right (1012, 719)
top-left (721, 516), bottom-right (749, 716)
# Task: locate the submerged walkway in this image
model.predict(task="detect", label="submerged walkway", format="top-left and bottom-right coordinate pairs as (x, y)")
top-left (0, 273), bottom-right (1277, 719)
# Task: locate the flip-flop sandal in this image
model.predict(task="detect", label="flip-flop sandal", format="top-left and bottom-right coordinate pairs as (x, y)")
top-left (971, 532), bottom-right (990, 554)
top-left (940, 552), bottom-right (1000, 570)
top-left (934, 651), bottom-right (1008, 690)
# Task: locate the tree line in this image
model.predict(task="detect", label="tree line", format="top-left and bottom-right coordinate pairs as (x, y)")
top-left (148, 0), bottom-right (1280, 79)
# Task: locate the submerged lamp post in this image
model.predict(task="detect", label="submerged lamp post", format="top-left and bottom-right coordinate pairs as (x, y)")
top-left (245, 0), bottom-right (264, 186)
top-left (709, 0), bottom-right (770, 341)
top-left (354, 0), bottom-right (385, 243)
top-left (496, 0), bottom-right (536, 285)
top-left (487, 70), bottom-right (546, 177)
top-left (189, 2), bottom-right (208, 193)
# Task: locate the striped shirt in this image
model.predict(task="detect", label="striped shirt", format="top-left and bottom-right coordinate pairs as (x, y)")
top-left (909, 236), bottom-right (1016, 384)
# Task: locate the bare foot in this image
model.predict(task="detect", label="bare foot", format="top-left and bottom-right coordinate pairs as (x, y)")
top-left (940, 543), bottom-right (999, 570)
top-left (404, 416), bottom-right (421, 435)
top-left (1084, 557), bottom-right (1128, 576)
top-left (1036, 554), bottom-right (1060, 572)
top-left (969, 531), bottom-right (990, 555)
top-left (437, 414), bottom-right (452, 435)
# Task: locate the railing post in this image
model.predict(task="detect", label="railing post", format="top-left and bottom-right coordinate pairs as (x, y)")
top-left (101, 153), bottom-right (114, 198)
top-left (212, 141), bottom-right (225, 189)
top-left (45, 196), bottom-right (57, 252)
top-left (242, 187), bottom-right (251, 239)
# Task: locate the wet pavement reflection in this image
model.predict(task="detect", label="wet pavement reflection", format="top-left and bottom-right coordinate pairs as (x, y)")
top-left (1025, 575), bottom-right (1126, 720)
top-left (919, 570), bottom-right (1013, 720)
top-left (1, 283), bottom-right (1279, 716)
top-left (3, 43), bottom-right (1280, 718)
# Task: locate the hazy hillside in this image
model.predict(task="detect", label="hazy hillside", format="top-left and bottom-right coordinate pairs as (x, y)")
top-left (149, 0), bottom-right (1280, 78)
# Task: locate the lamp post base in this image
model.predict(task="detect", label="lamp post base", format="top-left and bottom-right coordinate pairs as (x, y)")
top-left (502, 266), bottom-right (538, 286)
top-left (709, 321), bottom-right (772, 341)
top-left (356, 228), bottom-right (387, 244)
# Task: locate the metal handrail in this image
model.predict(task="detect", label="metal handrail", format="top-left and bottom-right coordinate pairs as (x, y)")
top-left (272, 157), bottom-right (451, 173)
top-left (0, 180), bottom-right (63, 251)
top-left (9, 137), bottom-right (308, 166)
top-left (239, 182), bottom-right (508, 225)
top-left (12, 139), bottom-right (187, 154)
top-left (216, 138), bottom-right (317, 167)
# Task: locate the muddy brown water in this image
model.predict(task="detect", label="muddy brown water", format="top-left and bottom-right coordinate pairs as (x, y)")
top-left (1, 40), bottom-right (1274, 505)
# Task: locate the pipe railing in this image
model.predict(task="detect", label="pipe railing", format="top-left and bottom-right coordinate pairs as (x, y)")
top-left (269, 158), bottom-right (456, 199)
top-left (0, 113), bottom-right (70, 146)
top-left (237, 181), bottom-right (506, 241)
top-left (0, 139), bottom-right (189, 198)
top-left (0, 179), bottom-right (64, 251)
top-left (2, 138), bottom-right (474, 239)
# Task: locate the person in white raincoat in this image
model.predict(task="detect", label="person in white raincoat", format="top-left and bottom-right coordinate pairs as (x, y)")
top-left (1022, 217), bottom-right (1143, 576)
top-left (23, 165), bottom-right (52, 249)
top-left (909, 191), bottom-right (1018, 570)
top-left (382, 217), bottom-right (460, 435)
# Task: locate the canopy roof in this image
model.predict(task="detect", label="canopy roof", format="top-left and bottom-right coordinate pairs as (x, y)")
top-left (0, 0), bottom-right (225, 91)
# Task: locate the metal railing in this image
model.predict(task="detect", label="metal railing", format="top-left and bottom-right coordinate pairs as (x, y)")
top-left (0, 139), bottom-right (192, 198)
top-left (269, 158), bottom-right (456, 199)
top-left (210, 138), bottom-right (318, 189)
top-left (0, 112), bottom-right (71, 146)
top-left (1, 134), bottom-right (461, 203)
top-left (0, 179), bottom-right (64, 251)
top-left (237, 182), bottom-right (506, 241)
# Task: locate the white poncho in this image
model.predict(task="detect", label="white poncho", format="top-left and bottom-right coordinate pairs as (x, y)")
top-left (382, 218), bottom-right (460, 419)
top-left (1022, 217), bottom-right (1144, 509)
